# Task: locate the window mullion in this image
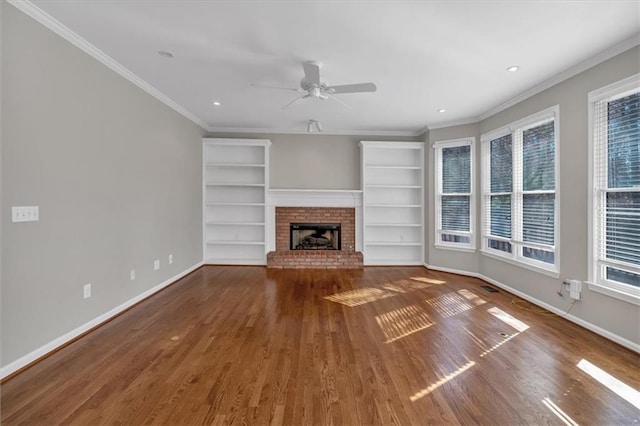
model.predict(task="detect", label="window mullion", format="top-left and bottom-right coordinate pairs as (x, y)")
top-left (435, 148), bottom-right (443, 237)
top-left (595, 100), bottom-right (608, 280)
top-left (513, 129), bottom-right (524, 259)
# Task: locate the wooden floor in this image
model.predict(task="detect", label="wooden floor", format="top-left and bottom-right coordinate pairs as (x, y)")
top-left (2, 266), bottom-right (638, 425)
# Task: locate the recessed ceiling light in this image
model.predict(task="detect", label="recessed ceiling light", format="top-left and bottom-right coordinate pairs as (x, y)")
top-left (158, 50), bottom-right (174, 58)
top-left (506, 65), bottom-right (520, 72)
top-left (438, 109), bottom-right (446, 113)
top-left (212, 101), bottom-right (221, 106)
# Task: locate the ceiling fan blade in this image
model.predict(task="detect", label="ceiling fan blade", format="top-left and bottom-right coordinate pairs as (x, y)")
top-left (251, 84), bottom-right (304, 92)
top-left (327, 94), bottom-right (352, 109)
top-left (326, 82), bottom-right (377, 94)
top-left (302, 61), bottom-right (321, 86)
top-left (282, 95), bottom-right (307, 110)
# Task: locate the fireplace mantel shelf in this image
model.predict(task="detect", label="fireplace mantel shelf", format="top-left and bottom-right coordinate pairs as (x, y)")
top-left (267, 189), bottom-right (363, 208)
top-left (269, 189), bottom-right (363, 192)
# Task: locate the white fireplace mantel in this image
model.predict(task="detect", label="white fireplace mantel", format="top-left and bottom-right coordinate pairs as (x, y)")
top-left (268, 189), bottom-right (363, 207)
top-left (266, 189), bottom-right (363, 252)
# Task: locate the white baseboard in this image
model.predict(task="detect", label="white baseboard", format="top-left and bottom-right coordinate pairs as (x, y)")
top-left (423, 263), bottom-right (481, 278)
top-left (424, 263), bottom-right (640, 353)
top-left (0, 261), bottom-right (204, 380)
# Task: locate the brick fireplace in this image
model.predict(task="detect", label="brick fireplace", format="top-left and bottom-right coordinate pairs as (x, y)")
top-left (267, 207), bottom-right (363, 269)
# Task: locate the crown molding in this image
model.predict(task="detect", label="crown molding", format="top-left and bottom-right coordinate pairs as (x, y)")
top-left (426, 116), bottom-right (481, 131)
top-left (475, 34), bottom-right (640, 123)
top-left (415, 125), bottom-right (430, 137)
top-left (205, 126), bottom-right (422, 137)
top-left (7, 0), bottom-right (209, 131)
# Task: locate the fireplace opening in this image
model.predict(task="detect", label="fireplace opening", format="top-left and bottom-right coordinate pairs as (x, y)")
top-left (290, 223), bottom-right (341, 250)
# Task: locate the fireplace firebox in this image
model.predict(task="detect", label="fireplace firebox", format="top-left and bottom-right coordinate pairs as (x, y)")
top-left (290, 223), bottom-right (341, 250)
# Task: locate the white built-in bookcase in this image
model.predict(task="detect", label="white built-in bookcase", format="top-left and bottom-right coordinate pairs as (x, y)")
top-left (360, 141), bottom-right (425, 265)
top-left (203, 139), bottom-right (270, 265)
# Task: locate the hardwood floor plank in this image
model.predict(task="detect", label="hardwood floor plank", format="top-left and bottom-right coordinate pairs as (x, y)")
top-left (2, 266), bottom-right (638, 425)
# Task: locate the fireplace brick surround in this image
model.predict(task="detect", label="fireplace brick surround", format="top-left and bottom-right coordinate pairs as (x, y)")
top-left (267, 207), bottom-right (363, 269)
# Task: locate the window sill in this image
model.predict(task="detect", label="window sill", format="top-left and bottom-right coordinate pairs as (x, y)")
top-left (586, 281), bottom-right (640, 306)
top-left (434, 244), bottom-right (476, 253)
top-left (480, 249), bottom-right (560, 278)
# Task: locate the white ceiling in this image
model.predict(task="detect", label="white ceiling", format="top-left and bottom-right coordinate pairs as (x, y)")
top-left (26, 1), bottom-right (640, 135)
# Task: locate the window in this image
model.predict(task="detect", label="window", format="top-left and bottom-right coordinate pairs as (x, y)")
top-left (589, 75), bottom-right (640, 301)
top-left (434, 137), bottom-right (475, 250)
top-left (481, 106), bottom-right (559, 275)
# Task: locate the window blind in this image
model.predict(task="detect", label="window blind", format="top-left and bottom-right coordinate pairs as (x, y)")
top-left (436, 140), bottom-right (473, 247)
top-left (482, 106), bottom-right (558, 272)
top-left (487, 135), bottom-right (513, 253)
top-left (593, 90), bottom-right (640, 287)
top-left (519, 120), bottom-right (556, 264)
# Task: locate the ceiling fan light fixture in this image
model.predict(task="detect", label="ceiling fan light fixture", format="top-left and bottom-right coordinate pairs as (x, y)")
top-left (307, 120), bottom-right (324, 133)
top-left (254, 61), bottom-right (376, 110)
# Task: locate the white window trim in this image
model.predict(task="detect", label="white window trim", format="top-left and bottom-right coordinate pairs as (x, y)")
top-left (433, 137), bottom-right (476, 251)
top-left (587, 73), bottom-right (640, 305)
top-left (480, 105), bottom-right (560, 277)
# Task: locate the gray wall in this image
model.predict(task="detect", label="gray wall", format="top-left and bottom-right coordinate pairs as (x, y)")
top-left (428, 46), bottom-right (640, 345)
top-left (206, 132), bottom-right (421, 190)
top-left (1, 4), bottom-right (204, 367)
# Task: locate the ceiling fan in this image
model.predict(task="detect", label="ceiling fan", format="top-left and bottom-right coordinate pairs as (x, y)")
top-left (252, 61), bottom-right (377, 110)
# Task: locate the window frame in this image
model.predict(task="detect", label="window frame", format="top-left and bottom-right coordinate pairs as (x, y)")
top-left (587, 74), bottom-right (640, 305)
top-left (434, 137), bottom-right (476, 252)
top-left (481, 105), bottom-right (560, 277)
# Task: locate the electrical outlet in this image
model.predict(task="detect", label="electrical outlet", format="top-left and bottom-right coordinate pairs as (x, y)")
top-left (169, 254), bottom-right (173, 264)
top-left (569, 279), bottom-right (582, 300)
top-left (83, 283), bottom-right (91, 299)
top-left (12, 206), bottom-right (39, 222)
top-left (130, 269), bottom-right (136, 280)
top-left (154, 260), bottom-right (160, 270)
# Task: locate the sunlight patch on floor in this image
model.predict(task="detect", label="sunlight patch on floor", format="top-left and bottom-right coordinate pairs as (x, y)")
top-left (458, 289), bottom-right (487, 305)
top-left (542, 397), bottom-right (579, 426)
top-left (376, 305), bottom-right (434, 343)
top-left (479, 332), bottom-right (521, 357)
top-left (381, 279), bottom-right (432, 293)
top-left (410, 360), bottom-right (476, 401)
top-left (487, 307), bottom-right (530, 332)
top-left (410, 277), bottom-right (446, 285)
top-left (425, 293), bottom-right (474, 318)
top-left (577, 359), bottom-right (640, 410)
top-left (324, 287), bottom-right (395, 307)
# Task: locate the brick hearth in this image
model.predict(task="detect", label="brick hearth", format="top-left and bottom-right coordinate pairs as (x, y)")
top-left (267, 207), bottom-right (363, 269)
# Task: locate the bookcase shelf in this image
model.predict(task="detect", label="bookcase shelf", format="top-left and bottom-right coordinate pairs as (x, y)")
top-left (205, 163), bottom-right (266, 168)
top-left (206, 240), bottom-right (265, 245)
top-left (205, 183), bottom-right (266, 187)
top-left (203, 139), bottom-right (270, 265)
top-left (366, 223), bottom-right (422, 227)
top-left (365, 184), bottom-right (422, 189)
top-left (205, 221), bottom-right (265, 226)
top-left (206, 202), bottom-right (266, 207)
top-left (360, 141), bottom-right (425, 265)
